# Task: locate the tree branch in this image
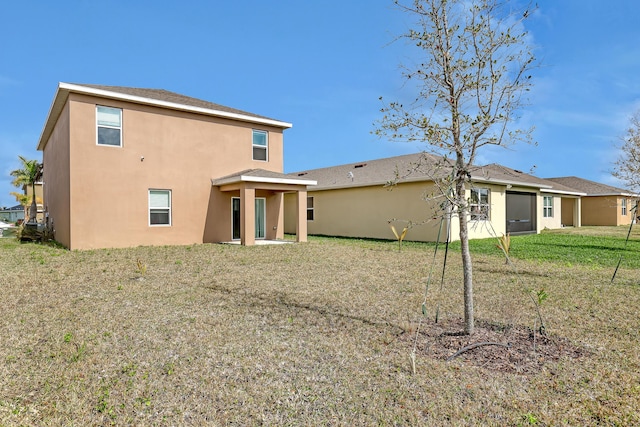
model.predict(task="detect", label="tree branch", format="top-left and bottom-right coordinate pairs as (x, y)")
top-left (446, 341), bottom-right (510, 361)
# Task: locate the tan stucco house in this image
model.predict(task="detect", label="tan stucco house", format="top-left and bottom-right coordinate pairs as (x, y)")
top-left (37, 83), bottom-right (315, 250)
top-left (284, 153), bottom-right (585, 242)
top-left (546, 176), bottom-right (638, 226)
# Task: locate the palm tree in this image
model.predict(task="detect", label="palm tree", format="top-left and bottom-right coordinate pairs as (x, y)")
top-left (10, 156), bottom-right (43, 223)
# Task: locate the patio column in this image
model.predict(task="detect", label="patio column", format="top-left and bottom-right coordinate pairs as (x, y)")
top-left (296, 189), bottom-right (308, 242)
top-left (241, 186), bottom-right (255, 246)
top-left (574, 198), bottom-right (582, 228)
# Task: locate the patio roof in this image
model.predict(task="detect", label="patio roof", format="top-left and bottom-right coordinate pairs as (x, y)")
top-left (212, 169), bottom-right (316, 187)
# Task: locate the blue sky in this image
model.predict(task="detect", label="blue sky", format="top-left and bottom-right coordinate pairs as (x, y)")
top-left (2, 1), bottom-right (640, 208)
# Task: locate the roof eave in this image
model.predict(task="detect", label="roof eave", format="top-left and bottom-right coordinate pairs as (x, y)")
top-left (213, 175), bottom-right (317, 187)
top-left (37, 84), bottom-right (68, 151)
top-left (37, 82), bottom-right (292, 151)
top-left (586, 192), bottom-right (640, 197)
top-left (470, 176), bottom-right (553, 189)
top-left (540, 189), bottom-right (586, 196)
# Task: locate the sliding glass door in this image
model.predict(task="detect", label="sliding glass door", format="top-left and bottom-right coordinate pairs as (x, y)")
top-left (231, 197), bottom-right (266, 240)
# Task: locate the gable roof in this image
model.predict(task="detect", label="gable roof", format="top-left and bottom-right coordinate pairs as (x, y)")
top-left (545, 176), bottom-right (638, 197)
top-left (290, 152), bottom-right (583, 195)
top-left (37, 82), bottom-right (292, 151)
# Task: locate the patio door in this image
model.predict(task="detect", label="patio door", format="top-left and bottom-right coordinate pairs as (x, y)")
top-left (231, 197), bottom-right (266, 240)
top-left (255, 198), bottom-right (266, 239)
top-left (232, 198), bottom-right (241, 240)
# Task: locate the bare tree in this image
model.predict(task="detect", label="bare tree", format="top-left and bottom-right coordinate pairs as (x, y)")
top-left (613, 111), bottom-right (640, 193)
top-left (376, 0), bottom-right (536, 335)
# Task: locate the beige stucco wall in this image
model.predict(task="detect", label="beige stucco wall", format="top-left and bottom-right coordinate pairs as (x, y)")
top-left (285, 181), bottom-right (514, 243)
top-left (560, 198), bottom-right (575, 226)
top-left (581, 196), bottom-right (633, 226)
top-left (44, 93), bottom-right (286, 249)
top-left (43, 102), bottom-right (72, 247)
top-left (538, 194), bottom-right (563, 230)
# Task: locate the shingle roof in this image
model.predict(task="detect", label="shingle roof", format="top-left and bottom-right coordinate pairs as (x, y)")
top-left (289, 152), bottom-right (583, 194)
top-left (289, 153), bottom-right (452, 190)
top-left (471, 163), bottom-right (551, 188)
top-left (545, 176), bottom-right (638, 196)
top-left (37, 82), bottom-right (291, 151)
top-left (76, 84), bottom-right (278, 122)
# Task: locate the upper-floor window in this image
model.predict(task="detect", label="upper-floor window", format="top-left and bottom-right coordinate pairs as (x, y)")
top-left (622, 198), bottom-right (627, 216)
top-left (543, 196), bottom-right (553, 218)
top-left (307, 196), bottom-right (314, 221)
top-left (252, 130), bottom-right (268, 161)
top-left (470, 188), bottom-right (490, 221)
top-left (97, 106), bottom-right (122, 147)
top-left (149, 189), bottom-right (171, 226)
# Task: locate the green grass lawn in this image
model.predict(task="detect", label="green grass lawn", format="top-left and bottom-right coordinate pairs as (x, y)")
top-left (451, 225), bottom-right (640, 269)
top-left (0, 227), bottom-right (638, 425)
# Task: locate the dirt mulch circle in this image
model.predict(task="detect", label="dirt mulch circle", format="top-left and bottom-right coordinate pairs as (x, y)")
top-left (400, 318), bottom-right (588, 374)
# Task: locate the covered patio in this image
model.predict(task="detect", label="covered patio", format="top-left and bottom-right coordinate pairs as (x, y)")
top-left (211, 169), bottom-right (316, 246)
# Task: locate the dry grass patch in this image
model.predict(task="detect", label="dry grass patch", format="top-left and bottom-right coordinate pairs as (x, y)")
top-left (0, 234), bottom-right (639, 425)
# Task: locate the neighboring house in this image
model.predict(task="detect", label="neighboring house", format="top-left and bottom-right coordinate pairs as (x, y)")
top-left (36, 83), bottom-right (315, 250)
top-left (0, 205), bottom-right (25, 223)
top-left (284, 153), bottom-right (584, 242)
top-left (545, 176), bottom-right (639, 226)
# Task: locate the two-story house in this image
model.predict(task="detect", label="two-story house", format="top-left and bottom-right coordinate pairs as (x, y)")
top-left (37, 83), bottom-right (315, 250)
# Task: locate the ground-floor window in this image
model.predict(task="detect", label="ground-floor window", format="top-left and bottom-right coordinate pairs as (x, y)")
top-left (307, 196), bottom-right (314, 221)
top-left (543, 196), bottom-right (553, 218)
top-left (621, 198), bottom-right (627, 216)
top-left (470, 188), bottom-right (490, 221)
top-left (149, 189), bottom-right (171, 226)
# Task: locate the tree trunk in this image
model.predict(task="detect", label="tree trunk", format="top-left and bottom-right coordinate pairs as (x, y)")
top-left (456, 178), bottom-right (475, 335)
top-left (29, 182), bottom-right (37, 223)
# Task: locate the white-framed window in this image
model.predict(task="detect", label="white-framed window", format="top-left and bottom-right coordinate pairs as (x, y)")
top-left (307, 196), bottom-right (314, 221)
top-left (96, 106), bottom-right (122, 147)
top-left (149, 189), bottom-right (171, 226)
top-left (470, 188), bottom-right (490, 221)
top-left (622, 198), bottom-right (627, 216)
top-left (543, 196), bottom-right (553, 218)
top-left (252, 129), bottom-right (268, 161)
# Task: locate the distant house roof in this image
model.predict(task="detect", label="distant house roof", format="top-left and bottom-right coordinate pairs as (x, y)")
top-left (212, 169), bottom-right (316, 187)
top-left (37, 82), bottom-right (292, 151)
top-left (290, 152), bottom-right (583, 195)
top-left (289, 153), bottom-right (450, 191)
top-left (545, 176), bottom-right (639, 197)
top-left (1, 204), bottom-right (24, 211)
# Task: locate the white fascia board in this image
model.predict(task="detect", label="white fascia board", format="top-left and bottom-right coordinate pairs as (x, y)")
top-left (213, 175), bottom-right (317, 186)
top-left (239, 175), bottom-right (317, 186)
top-left (471, 176), bottom-right (553, 189)
top-left (59, 83), bottom-right (293, 129)
top-left (540, 189), bottom-right (586, 196)
top-left (37, 84), bottom-right (67, 150)
top-left (587, 192), bottom-right (640, 197)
